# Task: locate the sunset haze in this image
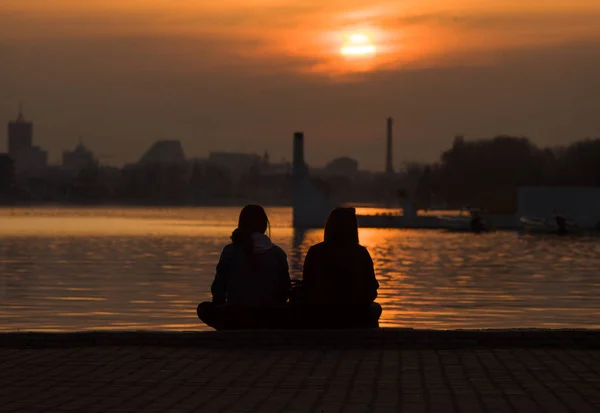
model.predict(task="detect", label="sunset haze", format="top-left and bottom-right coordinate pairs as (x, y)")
top-left (2, 0), bottom-right (600, 170)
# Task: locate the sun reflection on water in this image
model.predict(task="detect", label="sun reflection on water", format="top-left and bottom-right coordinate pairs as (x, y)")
top-left (2, 207), bottom-right (600, 332)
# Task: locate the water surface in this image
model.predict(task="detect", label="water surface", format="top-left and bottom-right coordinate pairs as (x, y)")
top-left (1, 207), bottom-right (599, 331)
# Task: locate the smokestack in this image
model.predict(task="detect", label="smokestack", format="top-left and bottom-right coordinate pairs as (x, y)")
top-left (293, 132), bottom-right (304, 168)
top-left (292, 131), bottom-right (308, 180)
top-left (386, 117), bottom-right (394, 174)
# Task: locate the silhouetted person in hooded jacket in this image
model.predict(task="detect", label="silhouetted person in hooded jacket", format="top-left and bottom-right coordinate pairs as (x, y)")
top-left (300, 207), bottom-right (382, 328)
top-left (197, 204), bottom-right (291, 330)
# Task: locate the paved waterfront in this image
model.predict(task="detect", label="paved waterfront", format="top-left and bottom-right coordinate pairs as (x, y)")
top-left (2, 330), bottom-right (600, 412)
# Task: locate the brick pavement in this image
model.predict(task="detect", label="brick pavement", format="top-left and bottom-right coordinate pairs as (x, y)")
top-left (2, 330), bottom-right (600, 413)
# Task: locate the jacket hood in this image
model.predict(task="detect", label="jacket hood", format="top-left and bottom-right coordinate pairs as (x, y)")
top-left (251, 232), bottom-right (274, 253)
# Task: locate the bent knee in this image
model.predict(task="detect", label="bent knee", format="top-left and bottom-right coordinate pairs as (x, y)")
top-left (370, 302), bottom-right (383, 317)
top-left (197, 301), bottom-right (212, 318)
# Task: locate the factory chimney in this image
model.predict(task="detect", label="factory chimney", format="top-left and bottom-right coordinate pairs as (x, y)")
top-left (385, 117), bottom-right (394, 174)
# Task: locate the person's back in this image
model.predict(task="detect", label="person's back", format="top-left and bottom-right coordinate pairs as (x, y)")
top-left (197, 204), bottom-right (291, 330)
top-left (212, 233), bottom-right (289, 308)
top-left (303, 241), bottom-right (378, 309)
top-left (300, 207), bottom-right (381, 328)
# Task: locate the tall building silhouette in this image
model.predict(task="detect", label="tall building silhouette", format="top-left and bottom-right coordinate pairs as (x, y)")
top-left (6, 109), bottom-right (47, 174)
top-left (385, 117), bottom-right (394, 174)
top-left (8, 109), bottom-right (33, 159)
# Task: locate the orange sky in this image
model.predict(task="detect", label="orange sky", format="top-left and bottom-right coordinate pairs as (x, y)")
top-left (5, 0), bottom-right (600, 73)
top-left (2, 0), bottom-right (600, 169)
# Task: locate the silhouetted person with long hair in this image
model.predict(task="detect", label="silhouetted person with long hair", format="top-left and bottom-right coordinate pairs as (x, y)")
top-left (197, 204), bottom-right (291, 330)
top-left (300, 207), bottom-right (381, 328)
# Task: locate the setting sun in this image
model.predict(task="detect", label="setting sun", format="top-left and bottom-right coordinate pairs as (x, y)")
top-left (340, 32), bottom-right (376, 57)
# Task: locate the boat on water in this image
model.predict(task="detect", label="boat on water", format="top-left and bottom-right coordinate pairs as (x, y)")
top-left (520, 216), bottom-right (581, 234)
top-left (437, 208), bottom-right (488, 233)
top-left (438, 215), bottom-right (473, 229)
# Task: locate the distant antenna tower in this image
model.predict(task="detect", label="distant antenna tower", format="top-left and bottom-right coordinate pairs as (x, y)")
top-left (17, 103), bottom-right (24, 121)
top-left (385, 117), bottom-right (394, 174)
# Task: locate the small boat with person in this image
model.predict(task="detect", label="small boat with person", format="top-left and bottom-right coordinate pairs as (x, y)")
top-left (438, 208), bottom-right (489, 233)
top-left (520, 214), bottom-right (580, 235)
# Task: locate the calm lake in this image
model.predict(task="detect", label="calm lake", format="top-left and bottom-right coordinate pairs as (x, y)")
top-left (1, 206), bottom-right (599, 332)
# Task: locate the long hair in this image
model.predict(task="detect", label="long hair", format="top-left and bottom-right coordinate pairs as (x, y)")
top-left (324, 207), bottom-right (359, 245)
top-left (231, 204), bottom-right (270, 266)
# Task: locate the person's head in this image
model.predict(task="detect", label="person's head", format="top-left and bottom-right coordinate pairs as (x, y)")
top-left (231, 205), bottom-right (270, 266)
top-left (237, 204), bottom-right (269, 235)
top-left (324, 207), bottom-right (359, 245)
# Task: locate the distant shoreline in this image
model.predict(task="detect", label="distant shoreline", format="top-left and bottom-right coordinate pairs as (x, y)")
top-left (0, 201), bottom-right (391, 209)
top-left (0, 200), bottom-right (293, 208)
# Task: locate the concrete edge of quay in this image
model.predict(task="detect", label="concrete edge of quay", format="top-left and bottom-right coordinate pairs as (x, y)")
top-left (1, 328), bottom-right (600, 350)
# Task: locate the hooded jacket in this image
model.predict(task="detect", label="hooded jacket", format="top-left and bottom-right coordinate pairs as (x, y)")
top-left (211, 233), bottom-right (291, 308)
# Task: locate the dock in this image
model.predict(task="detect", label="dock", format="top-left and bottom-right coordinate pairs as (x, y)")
top-left (357, 213), bottom-right (519, 230)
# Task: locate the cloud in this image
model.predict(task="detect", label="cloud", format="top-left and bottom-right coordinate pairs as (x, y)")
top-left (3, 0), bottom-right (600, 78)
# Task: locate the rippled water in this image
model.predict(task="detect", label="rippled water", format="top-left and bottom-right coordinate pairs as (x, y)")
top-left (1, 207), bottom-right (600, 332)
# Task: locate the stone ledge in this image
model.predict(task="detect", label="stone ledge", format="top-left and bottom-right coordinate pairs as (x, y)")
top-left (2, 328), bottom-right (600, 349)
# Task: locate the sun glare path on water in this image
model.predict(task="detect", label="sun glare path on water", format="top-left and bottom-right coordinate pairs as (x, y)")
top-left (340, 32), bottom-right (377, 57)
